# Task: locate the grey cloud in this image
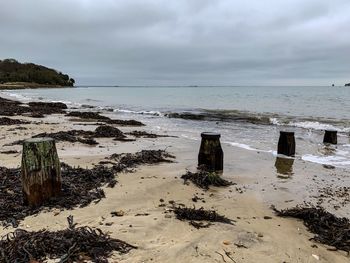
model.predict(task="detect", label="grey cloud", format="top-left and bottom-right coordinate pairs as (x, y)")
top-left (0, 0), bottom-right (349, 85)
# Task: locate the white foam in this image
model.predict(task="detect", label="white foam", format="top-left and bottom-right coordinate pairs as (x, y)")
top-left (302, 154), bottom-right (350, 166)
top-left (113, 108), bottom-right (163, 116)
top-left (269, 117), bottom-right (350, 133)
top-left (228, 142), bottom-right (258, 151)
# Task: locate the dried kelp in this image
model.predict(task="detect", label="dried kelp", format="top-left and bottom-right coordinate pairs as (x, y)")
top-left (0, 163), bottom-right (116, 227)
top-left (0, 117), bottom-right (29, 125)
top-left (107, 150), bottom-right (175, 172)
top-left (127, 130), bottom-right (176, 138)
top-left (32, 130), bottom-right (98, 145)
top-left (0, 150), bottom-right (175, 227)
top-left (274, 206), bottom-right (350, 252)
top-left (173, 206), bottom-right (234, 228)
top-left (0, 216), bottom-right (136, 263)
top-left (0, 97), bottom-right (68, 117)
top-left (181, 169), bottom-right (234, 190)
top-left (12, 125), bottom-right (130, 146)
top-left (94, 125), bottom-right (128, 141)
top-left (66, 111), bottom-right (144, 126)
top-left (66, 111), bottom-right (110, 121)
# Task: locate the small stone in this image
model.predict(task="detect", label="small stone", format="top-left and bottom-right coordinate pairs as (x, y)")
top-left (111, 210), bottom-right (125, 217)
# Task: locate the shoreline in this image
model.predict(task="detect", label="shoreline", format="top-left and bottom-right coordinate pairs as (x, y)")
top-left (0, 95), bottom-right (349, 262)
top-left (0, 82), bottom-right (73, 90)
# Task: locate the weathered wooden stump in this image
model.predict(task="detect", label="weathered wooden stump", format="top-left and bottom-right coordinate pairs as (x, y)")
top-left (21, 137), bottom-right (61, 206)
top-left (323, 130), bottom-right (337, 144)
top-left (277, 131), bottom-right (295, 156)
top-left (198, 132), bottom-right (223, 171)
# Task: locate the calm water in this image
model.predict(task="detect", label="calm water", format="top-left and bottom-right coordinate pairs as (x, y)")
top-left (2, 86), bottom-right (350, 168)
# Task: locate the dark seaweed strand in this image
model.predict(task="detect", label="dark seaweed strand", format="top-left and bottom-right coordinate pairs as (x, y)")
top-left (274, 206), bottom-right (350, 253)
top-left (173, 206), bottom-right (234, 227)
top-left (0, 216), bottom-right (136, 263)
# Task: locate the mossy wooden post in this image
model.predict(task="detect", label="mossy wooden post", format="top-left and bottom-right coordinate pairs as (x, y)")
top-left (323, 130), bottom-right (337, 144)
top-left (277, 131), bottom-right (295, 156)
top-left (198, 132), bottom-right (223, 171)
top-left (21, 137), bottom-right (61, 206)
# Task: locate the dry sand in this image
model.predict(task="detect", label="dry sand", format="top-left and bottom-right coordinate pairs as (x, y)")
top-left (0, 114), bottom-right (349, 263)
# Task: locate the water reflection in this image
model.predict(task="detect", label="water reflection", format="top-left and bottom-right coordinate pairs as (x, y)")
top-left (275, 157), bottom-right (294, 178)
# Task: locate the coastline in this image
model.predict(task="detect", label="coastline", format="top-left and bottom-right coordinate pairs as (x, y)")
top-left (0, 82), bottom-right (73, 90)
top-left (0, 95), bottom-right (349, 262)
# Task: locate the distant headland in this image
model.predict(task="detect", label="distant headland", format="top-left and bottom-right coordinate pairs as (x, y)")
top-left (0, 58), bottom-right (74, 89)
top-left (345, 83), bottom-right (350, 87)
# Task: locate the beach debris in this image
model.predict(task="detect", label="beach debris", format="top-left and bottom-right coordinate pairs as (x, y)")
top-left (107, 150), bottom-right (175, 172)
top-left (107, 119), bottom-right (144, 126)
top-left (66, 111), bottom-right (144, 126)
top-left (181, 168), bottom-right (234, 190)
top-left (66, 111), bottom-right (110, 121)
top-left (0, 97), bottom-right (68, 117)
top-left (0, 150), bottom-right (174, 227)
top-left (0, 216), bottom-right (136, 263)
top-left (32, 130), bottom-right (98, 145)
top-left (0, 163), bottom-right (116, 227)
top-left (21, 138), bottom-right (62, 207)
top-left (312, 254), bottom-right (320, 260)
top-left (316, 186), bottom-right (350, 208)
top-left (273, 206), bottom-right (350, 253)
top-left (28, 101), bottom-right (67, 115)
top-left (0, 96), bottom-right (29, 116)
top-left (0, 117), bottom-right (29, 125)
top-left (13, 125), bottom-right (133, 146)
top-left (111, 210), bottom-right (125, 217)
top-left (0, 150), bottom-right (19, 154)
top-left (198, 132), bottom-right (224, 171)
top-left (94, 125), bottom-right (125, 138)
top-left (172, 206), bottom-right (234, 228)
top-left (127, 130), bottom-right (177, 138)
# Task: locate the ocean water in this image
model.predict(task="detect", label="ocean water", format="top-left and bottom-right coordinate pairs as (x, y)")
top-left (2, 86), bottom-right (350, 168)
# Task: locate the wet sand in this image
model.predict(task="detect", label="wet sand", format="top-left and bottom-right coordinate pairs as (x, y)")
top-left (0, 112), bottom-right (349, 262)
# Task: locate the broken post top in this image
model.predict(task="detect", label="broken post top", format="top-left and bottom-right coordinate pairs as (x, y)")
top-left (325, 130), bottom-right (337, 133)
top-left (279, 130), bottom-right (294, 135)
top-left (23, 137), bottom-right (55, 144)
top-left (201, 132), bottom-right (221, 139)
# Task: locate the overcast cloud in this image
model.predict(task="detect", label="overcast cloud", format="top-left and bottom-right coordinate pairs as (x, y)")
top-left (1, 0), bottom-right (349, 85)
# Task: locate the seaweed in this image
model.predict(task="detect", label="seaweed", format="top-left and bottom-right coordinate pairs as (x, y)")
top-left (0, 216), bottom-right (136, 263)
top-left (0, 150), bottom-right (175, 227)
top-left (12, 125), bottom-right (130, 146)
top-left (181, 169), bottom-right (234, 190)
top-left (0, 163), bottom-right (116, 227)
top-left (66, 111), bottom-right (144, 126)
top-left (107, 150), bottom-right (175, 172)
top-left (274, 206), bottom-right (350, 253)
top-left (0, 117), bottom-right (29, 125)
top-left (173, 206), bottom-right (234, 228)
top-left (127, 130), bottom-right (177, 138)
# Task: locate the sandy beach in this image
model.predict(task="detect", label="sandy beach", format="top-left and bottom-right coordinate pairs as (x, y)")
top-left (0, 95), bottom-right (349, 263)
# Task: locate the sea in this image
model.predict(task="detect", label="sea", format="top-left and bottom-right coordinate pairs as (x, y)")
top-left (2, 86), bottom-right (350, 168)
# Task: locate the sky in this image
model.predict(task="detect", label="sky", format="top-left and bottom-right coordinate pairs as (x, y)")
top-left (1, 0), bottom-right (349, 86)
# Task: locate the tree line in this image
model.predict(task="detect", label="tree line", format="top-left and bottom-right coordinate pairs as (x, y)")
top-left (0, 59), bottom-right (75, 86)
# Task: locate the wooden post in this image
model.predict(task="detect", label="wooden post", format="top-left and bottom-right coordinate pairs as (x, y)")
top-left (21, 137), bottom-right (61, 206)
top-left (323, 130), bottom-right (337, 144)
top-left (198, 132), bottom-right (223, 171)
top-left (277, 131), bottom-right (295, 156)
